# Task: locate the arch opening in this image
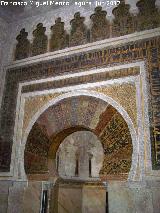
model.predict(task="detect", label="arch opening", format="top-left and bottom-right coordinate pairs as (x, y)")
top-left (23, 94), bottom-right (134, 182)
top-left (55, 130), bottom-right (104, 180)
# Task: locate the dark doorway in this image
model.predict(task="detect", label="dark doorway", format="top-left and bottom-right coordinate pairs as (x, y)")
top-left (106, 191), bottom-right (109, 213)
top-left (41, 190), bottom-right (48, 213)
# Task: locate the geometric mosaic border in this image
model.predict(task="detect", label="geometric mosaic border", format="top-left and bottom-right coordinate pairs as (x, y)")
top-left (0, 34), bottom-right (160, 173)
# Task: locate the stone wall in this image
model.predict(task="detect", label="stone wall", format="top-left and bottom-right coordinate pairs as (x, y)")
top-left (0, 180), bottom-right (160, 212)
top-left (0, 3), bottom-right (160, 175)
top-left (58, 183), bottom-right (82, 213)
top-left (82, 184), bottom-right (106, 213)
top-left (0, 181), bottom-right (12, 213)
top-left (0, 1), bottom-right (159, 212)
top-left (0, 180), bottom-right (42, 213)
top-left (108, 181), bottom-right (160, 213)
top-left (0, 18), bottom-right (12, 173)
top-left (0, 17), bottom-right (9, 114)
top-left (57, 181), bottom-right (106, 213)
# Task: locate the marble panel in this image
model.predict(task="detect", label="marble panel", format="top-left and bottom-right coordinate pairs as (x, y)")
top-left (152, 187), bottom-right (160, 213)
top-left (133, 188), bottom-right (153, 213)
top-left (108, 184), bottom-right (135, 213)
top-left (0, 181), bottom-right (11, 213)
top-left (7, 181), bottom-right (27, 213)
top-left (58, 185), bottom-right (82, 213)
top-left (22, 181), bottom-right (42, 213)
top-left (82, 185), bottom-right (106, 213)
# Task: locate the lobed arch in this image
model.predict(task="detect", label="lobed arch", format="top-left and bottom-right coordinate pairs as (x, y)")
top-left (55, 129), bottom-right (104, 179)
top-left (20, 90), bottom-right (139, 181)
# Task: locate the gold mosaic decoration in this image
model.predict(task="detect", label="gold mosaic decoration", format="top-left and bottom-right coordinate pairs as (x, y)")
top-left (23, 82), bottom-right (137, 136)
top-left (99, 112), bottom-right (132, 177)
top-left (23, 93), bottom-right (62, 135)
top-left (91, 83), bottom-right (137, 129)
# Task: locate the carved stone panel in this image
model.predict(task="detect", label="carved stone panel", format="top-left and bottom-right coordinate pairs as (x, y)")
top-left (15, 29), bottom-right (30, 60)
top-left (50, 17), bottom-right (69, 52)
top-left (90, 7), bottom-right (110, 42)
top-left (31, 23), bottom-right (48, 56)
top-left (112, 0), bottom-right (135, 37)
top-left (69, 12), bottom-right (89, 47)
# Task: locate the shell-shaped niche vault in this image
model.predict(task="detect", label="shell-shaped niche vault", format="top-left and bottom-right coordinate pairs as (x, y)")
top-left (24, 95), bottom-right (133, 181)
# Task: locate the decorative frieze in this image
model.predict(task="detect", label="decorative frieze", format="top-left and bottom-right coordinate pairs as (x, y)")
top-left (24, 122), bottom-right (49, 174)
top-left (99, 112), bottom-right (132, 176)
top-left (22, 67), bottom-right (139, 93)
top-left (23, 93), bottom-right (61, 134)
top-left (14, 1), bottom-right (160, 60)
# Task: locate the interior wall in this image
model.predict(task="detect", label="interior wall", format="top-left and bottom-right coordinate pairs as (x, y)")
top-left (0, 18), bottom-right (12, 173)
top-left (108, 181), bottom-right (160, 213)
top-left (0, 179), bottom-right (160, 213)
top-left (82, 185), bottom-right (106, 213)
top-left (57, 181), bottom-right (106, 213)
top-left (0, 181), bottom-right (12, 213)
top-left (0, 180), bottom-right (42, 213)
top-left (0, 1), bottom-right (159, 213)
top-left (58, 184), bottom-right (82, 213)
top-left (0, 17), bottom-right (9, 114)
top-left (0, 1), bottom-right (159, 177)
